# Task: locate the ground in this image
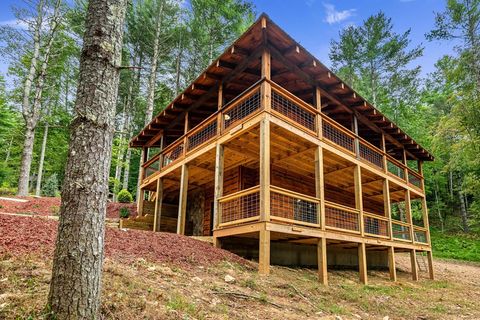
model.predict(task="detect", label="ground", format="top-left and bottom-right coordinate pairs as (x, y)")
top-left (1, 211), bottom-right (480, 319)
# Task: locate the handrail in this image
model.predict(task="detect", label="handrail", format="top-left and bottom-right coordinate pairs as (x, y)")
top-left (408, 168), bottom-right (422, 180)
top-left (363, 211), bottom-right (389, 221)
top-left (218, 185), bottom-right (260, 203)
top-left (413, 225), bottom-right (428, 231)
top-left (322, 115), bottom-right (357, 139)
top-left (391, 219), bottom-right (410, 227)
top-left (324, 200), bottom-right (359, 214)
top-left (386, 154), bottom-right (408, 172)
top-left (221, 79), bottom-right (264, 114)
top-left (142, 152), bottom-right (161, 168)
top-left (270, 185), bottom-right (319, 203)
top-left (267, 79), bottom-right (319, 115)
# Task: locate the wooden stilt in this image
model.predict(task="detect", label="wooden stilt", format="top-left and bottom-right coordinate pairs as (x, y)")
top-left (317, 237), bottom-right (328, 285)
top-left (388, 246), bottom-right (397, 282)
top-left (152, 178), bottom-right (163, 232)
top-left (410, 249), bottom-right (419, 281)
top-left (358, 242), bottom-right (368, 284)
top-left (176, 164), bottom-right (189, 235)
top-left (258, 229), bottom-right (270, 275)
top-left (427, 250), bottom-right (435, 280)
top-left (213, 236), bottom-right (221, 248)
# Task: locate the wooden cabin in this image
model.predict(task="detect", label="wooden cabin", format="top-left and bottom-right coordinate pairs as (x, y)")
top-left (127, 14), bottom-right (434, 284)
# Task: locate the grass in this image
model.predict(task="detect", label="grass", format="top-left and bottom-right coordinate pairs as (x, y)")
top-left (430, 228), bottom-right (480, 262)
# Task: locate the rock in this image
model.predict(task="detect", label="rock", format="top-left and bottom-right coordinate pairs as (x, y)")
top-left (191, 276), bottom-right (203, 283)
top-left (224, 275), bottom-right (236, 283)
top-left (147, 266), bottom-right (156, 271)
top-left (353, 314), bottom-right (362, 319)
top-left (335, 316), bottom-right (343, 320)
top-left (383, 316), bottom-right (390, 320)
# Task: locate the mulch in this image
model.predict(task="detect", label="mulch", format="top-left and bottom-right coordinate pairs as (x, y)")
top-left (0, 214), bottom-right (249, 269)
top-left (0, 197), bottom-right (137, 219)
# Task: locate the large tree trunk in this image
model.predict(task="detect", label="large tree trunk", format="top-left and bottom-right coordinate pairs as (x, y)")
top-left (458, 187), bottom-right (469, 233)
top-left (17, 125), bottom-right (36, 195)
top-left (47, 0), bottom-right (127, 318)
top-left (35, 121), bottom-right (49, 196)
top-left (122, 147), bottom-right (131, 190)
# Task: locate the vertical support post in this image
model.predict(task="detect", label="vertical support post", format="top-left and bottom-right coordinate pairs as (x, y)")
top-left (183, 112), bottom-right (189, 156)
top-left (402, 148), bottom-right (408, 183)
top-left (217, 83), bottom-right (223, 135)
top-left (354, 165), bottom-right (364, 236)
top-left (158, 135), bottom-right (165, 171)
top-left (176, 164), bottom-right (189, 235)
top-left (405, 190), bottom-right (414, 243)
top-left (388, 246), bottom-right (397, 282)
top-left (410, 249), bottom-right (419, 281)
top-left (259, 116), bottom-right (271, 222)
top-left (259, 228), bottom-right (270, 275)
top-left (261, 48), bottom-right (272, 113)
top-left (317, 237), bottom-right (328, 285)
top-left (353, 115), bottom-right (360, 158)
top-left (153, 178), bottom-right (163, 232)
top-left (358, 242), bottom-right (368, 284)
top-left (213, 143), bottom-right (224, 232)
top-left (384, 179), bottom-right (393, 240)
top-left (418, 160), bottom-right (425, 190)
top-left (314, 86), bottom-right (322, 139)
top-left (261, 48), bottom-right (271, 80)
top-left (381, 133), bottom-right (387, 173)
top-left (315, 147), bottom-right (325, 229)
top-left (427, 250), bottom-right (435, 280)
top-left (136, 147), bottom-right (148, 216)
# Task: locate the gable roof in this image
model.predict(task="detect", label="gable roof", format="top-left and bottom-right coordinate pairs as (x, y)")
top-left (130, 13), bottom-right (433, 161)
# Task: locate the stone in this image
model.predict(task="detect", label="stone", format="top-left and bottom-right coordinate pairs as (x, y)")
top-left (224, 275), bottom-right (236, 283)
top-left (191, 276), bottom-right (203, 283)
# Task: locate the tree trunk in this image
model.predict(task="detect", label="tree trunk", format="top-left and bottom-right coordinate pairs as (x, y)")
top-left (434, 178), bottom-right (444, 232)
top-left (17, 125), bottom-right (36, 195)
top-left (458, 187), bottom-right (469, 233)
top-left (47, 0), bottom-right (127, 318)
top-left (4, 136), bottom-right (13, 163)
top-left (122, 147), bottom-right (131, 190)
top-left (35, 122), bottom-right (49, 196)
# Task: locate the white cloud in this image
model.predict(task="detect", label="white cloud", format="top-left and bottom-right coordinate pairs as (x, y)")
top-left (0, 18), bottom-right (29, 30)
top-left (323, 3), bottom-right (356, 24)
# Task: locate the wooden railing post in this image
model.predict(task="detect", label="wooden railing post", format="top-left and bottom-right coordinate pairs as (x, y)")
top-left (153, 178), bottom-right (163, 232)
top-left (136, 146), bottom-right (148, 216)
top-left (384, 179), bottom-right (393, 240)
top-left (213, 143), bottom-right (224, 233)
top-left (381, 133), bottom-right (387, 173)
top-left (418, 160), bottom-right (425, 191)
top-left (314, 86), bottom-right (323, 139)
top-left (354, 165), bottom-right (364, 235)
top-left (402, 148), bottom-right (408, 183)
top-left (176, 164), bottom-right (189, 235)
top-left (259, 116), bottom-right (271, 222)
top-left (217, 82), bottom-right (223, 135)
top-left (353, 115), bottom-right (360, 159)
top-left (405, 189), bottom-right (414, 243)
top-left (315, 146), bottom-right (325, 229)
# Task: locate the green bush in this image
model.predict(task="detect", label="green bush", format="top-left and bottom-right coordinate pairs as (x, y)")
top-left (0, 186), bottom-right (16, 196)
top-left (119, 207), bottom-right (130, 218)
top-left (431, 229), bottom-right (480, 262)
top-left (117, 189), bottom-right (133, 203)
top-left (41, 174), bottom-right (59, 197)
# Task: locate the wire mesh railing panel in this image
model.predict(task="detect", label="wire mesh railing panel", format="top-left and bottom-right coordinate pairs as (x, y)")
top-left (322, 120), bottom-right (355, 152)
top-left (223, 90), bottom-right (261, 130)
top-left (387, 159), bottom-right (405, 180)
top-left (271, 91), bottom-right (316, 132)
top-left (414, 228), bottom-right (428, 243)
top-left (363, 214), bottom-right (389, 237)
top-left (270, 190), bottom-right (319, 225)
top-left (325, 203), bottom-right (359, 232)
top-left (408, 171), bottom-right (422, 189)
top-left (162, 142), bottom-right (184, 167)
top-left (359, 142), bottom-right (384, 169)
top-left (187, 118), bottom-right (217, 151)
top-left (392, 221), bottom-right (411, 241)
top-left (144, 159), bottom-right (160, 179)
top-left (219, 189), bottom-right (260, 224)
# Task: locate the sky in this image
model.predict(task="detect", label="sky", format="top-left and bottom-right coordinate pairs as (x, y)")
top-left (0, 0), bottom-right (455, 88)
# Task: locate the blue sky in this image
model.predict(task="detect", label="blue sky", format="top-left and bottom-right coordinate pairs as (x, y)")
top-left (0, 0), bottom-right (454, 88)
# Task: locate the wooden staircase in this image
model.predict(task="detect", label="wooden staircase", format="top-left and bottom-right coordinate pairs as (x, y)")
top-left (119, 200), bottom-right (178, 233)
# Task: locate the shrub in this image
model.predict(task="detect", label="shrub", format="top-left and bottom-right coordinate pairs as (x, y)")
top-left (0, 186), bottom-right (16, 196)
top-left (41, 174), bottom-right (59, 197)
top-left (117, 189), bottom-right (133, 203)
top-left (119, 207), bottom-right (130, 219)
top-left (50, 205), bottom-right (60, 216)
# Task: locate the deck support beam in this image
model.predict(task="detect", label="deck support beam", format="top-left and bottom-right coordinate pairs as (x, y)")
top-left (153, 178), bottom-right (163, 232)
top-left (259, 116), bottom-right (271, 221)
top-left (317, 237), bottom-right (328, 285)
top-left (136, 147), bottom-right (148, 216)
top-left (213, 143), bottom-right (224, 232)
top-left (388, 246), bottom-right (397, 282)
top-left (427, 250), bottom-right (434, 280)
top-left (354, 165), bottom-right (364, 236)
top-left (259, 228), bottom-right (270, 275)
top-left (176, 164), bottom-right (189, 235)
top-left (315, 147), bottom-right (325, 229)
top-left (358, 242), bottom-right (368, 284)
top-left (410, 249), bottom-right (419, 281)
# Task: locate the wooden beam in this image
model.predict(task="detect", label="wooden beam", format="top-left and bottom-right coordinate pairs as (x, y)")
top-left (410, 249), bottom-right (419, 281)
top-left (315, 147), bottom-right (325, 229)
top-left (259, 228), bottom-right (270, 275)
top-left (176, 164), bottom-right (189, 235)
top-left (354, 165), bottom-right (364, 236)
top-left (427, 250), bottom-right (434, 280)
top-left (213, 144), bottom-right (224, 230)
top-left (260, 116), bottom-right (271, 221)
top-left (358, 242), bottom-right (368, 284)
top-left (384, 179), bottom-right (393, 240)
top-left (388, 246), bottom-right (397, 282)
top-left (153, 178), bottom-right (163, 232)
top-left (317, 237), bottom-right (328, 285)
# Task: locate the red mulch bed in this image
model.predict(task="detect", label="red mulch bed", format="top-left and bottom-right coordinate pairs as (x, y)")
top-left (0, 197), bottom-right (137, 219)
top-left (0, 214), bottom-right (249, 269)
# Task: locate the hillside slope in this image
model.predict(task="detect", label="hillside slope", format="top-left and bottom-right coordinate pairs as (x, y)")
top-left (1, 214), bottom-right (480, 320)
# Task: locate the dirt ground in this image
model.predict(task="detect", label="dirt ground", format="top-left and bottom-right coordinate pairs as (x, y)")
top-left (1, 213), bottom-right (480, 320)
top-left (0, 196), bottom-right (136, 219)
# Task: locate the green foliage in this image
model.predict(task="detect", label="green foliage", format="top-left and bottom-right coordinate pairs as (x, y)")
top-left (117, 189), bottom-right (133, 203)
top-left (119, 207), bottom-right (130, 219)
top-left (0, 186), bottom-right (16, 196)
top-left (41, 174), bottom-right (59, 197)
top-left (431, 229), bottom-right (480, 261)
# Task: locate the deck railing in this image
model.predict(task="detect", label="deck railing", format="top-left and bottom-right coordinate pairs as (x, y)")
top-left (359, 140), bottom-right (384, 169)
top-left (187, 117), bottom-right (218, 152)
top-left (413, 226), bottom-right (428, 244)
top-left (162, 141), bottom-right (184, 168)
top-left (391, 220), bottom-right (411, 241)
top-left (270, 186), bottom-right (320, 227)
top-left (218, 186), bottom-right (260, 227)
top-left (363, 212), bottom-right (389, 238)
top-left (322, 117), bottom-right (356, 154)
top-left (271, 89), bottom-right (317, 133)
top-left (325, 201), bottom-right (360, 233)
top-left (387, 157), bottom-right (406, 180)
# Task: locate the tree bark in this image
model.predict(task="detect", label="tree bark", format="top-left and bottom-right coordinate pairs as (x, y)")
top-left (47, 0), bottom-right (127, 318)
top-left (17, 124), bottom-right (36, 195)
top-left (122, 147), bottom-right (131, 190)
top-left (35, 121), bottom-right (49, 196)
top-left (458, 187), bottom-right (469, 233)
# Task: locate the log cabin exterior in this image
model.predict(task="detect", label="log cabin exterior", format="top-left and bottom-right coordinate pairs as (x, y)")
top-left (127, 14), bottom-right (434, 284)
